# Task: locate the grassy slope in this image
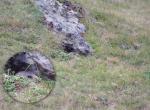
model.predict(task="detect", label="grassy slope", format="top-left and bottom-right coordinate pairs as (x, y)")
top-left (0, 0), bottom-right (150, 110)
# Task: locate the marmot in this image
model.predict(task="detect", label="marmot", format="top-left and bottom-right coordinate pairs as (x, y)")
top-left (5, 51), bottom-right (56, 80)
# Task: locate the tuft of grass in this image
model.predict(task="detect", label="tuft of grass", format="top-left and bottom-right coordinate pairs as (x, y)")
top-left (92, 11), bottom-right (109, 22)
top-left (3, 74), bottom-right (55, 103)
top-left (3, 75), bottom-right (30, 92)
top-left (49, 50), bottom-right (73, 61)
top-left (144, 71), bottom-right (150, 80)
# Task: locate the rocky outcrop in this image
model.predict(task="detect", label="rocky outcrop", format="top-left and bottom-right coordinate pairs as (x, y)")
top-left (5, 51), bottom-right (56, 80)
top-left (35, 0), bottom-right (92, 55)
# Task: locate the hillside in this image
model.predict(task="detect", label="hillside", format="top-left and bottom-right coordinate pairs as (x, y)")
top-left (0, 0), bottom-right (150, 110)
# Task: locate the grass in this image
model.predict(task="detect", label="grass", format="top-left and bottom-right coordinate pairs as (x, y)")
top-left (3, 75), bottom-right (30, 92)
top-left (3, 75), bottom-right (55, 103)
top-left (0, 0), bottom-right (150, 110)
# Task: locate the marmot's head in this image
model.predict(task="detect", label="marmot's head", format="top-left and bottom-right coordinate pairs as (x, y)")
top-left (29, 51), bottom-right (56, 80)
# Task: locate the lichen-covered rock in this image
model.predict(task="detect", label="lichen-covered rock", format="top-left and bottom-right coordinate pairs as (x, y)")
top-left (5, 51), bottom-right (56, 80)
top-left (35, 0), bottom-right (92, 55)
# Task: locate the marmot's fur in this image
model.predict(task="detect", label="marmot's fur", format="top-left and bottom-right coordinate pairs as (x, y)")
top-left (5, 51), bottom-right (56, 80)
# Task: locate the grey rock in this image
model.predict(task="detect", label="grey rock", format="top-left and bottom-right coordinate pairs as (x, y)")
top-left (62, 33), bottom-right (92, 55)
top-left (35, 0), bottom-right (92, 55)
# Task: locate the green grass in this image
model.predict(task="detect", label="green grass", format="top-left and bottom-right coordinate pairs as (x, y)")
top-left (0, 0), bottom-right (150, 110)
top-left (3, 75), bottom-right (55, 103)
top-left (3, 75), bottom-right (30, 92)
